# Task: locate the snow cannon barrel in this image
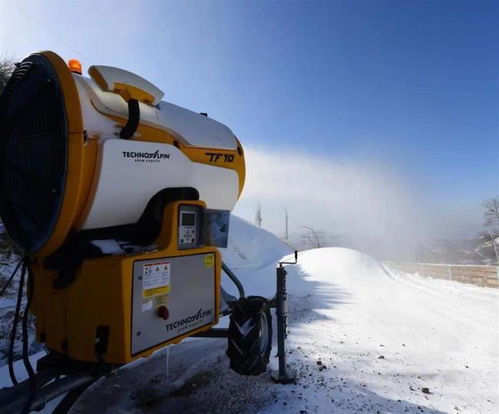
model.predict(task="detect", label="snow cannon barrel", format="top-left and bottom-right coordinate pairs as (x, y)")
top-left (0, 51), bottom-right (245, 256)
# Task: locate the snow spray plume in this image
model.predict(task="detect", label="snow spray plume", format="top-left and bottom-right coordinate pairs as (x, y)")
top-left (233, 146), bottom-right (441, 261)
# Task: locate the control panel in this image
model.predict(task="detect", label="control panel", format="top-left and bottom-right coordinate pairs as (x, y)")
top-left (131, 253), bottom-right (217, 355)
top-left (178, 205), bottom-right (202, 250)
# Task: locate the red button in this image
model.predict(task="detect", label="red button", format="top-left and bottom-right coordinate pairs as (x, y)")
top-left (157, 305), bottom-right (169, 320)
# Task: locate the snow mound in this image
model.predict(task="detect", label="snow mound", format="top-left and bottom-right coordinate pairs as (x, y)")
top-left (294, 247), bottom-right (387, 282)
top-left (220, 215), bottom-right (292, 270)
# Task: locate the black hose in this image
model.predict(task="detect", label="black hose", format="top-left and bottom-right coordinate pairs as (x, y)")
top-left (31, 373), bottom-right (96, 412)
top-left (0, 258), bottom-right (22, 296)
top-left (21, 260), bottom-right (36, 414)
top-left (222, 262), bottom-right (245, 299)
top-left (8, 261), bottom-right (26, 385)
top-left (119, 99), bottom-right (140, 139)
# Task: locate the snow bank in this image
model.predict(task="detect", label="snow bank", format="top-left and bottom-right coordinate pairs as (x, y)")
top-left (220, 215), bottom-right (292, 299)
top-left (221, 215), bottom-right (292, 270)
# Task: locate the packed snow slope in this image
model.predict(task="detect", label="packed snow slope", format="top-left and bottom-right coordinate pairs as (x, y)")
top-left (1, 216), bottom-right (498, 414)
top-left (221, 215), bottom-right (293, 270)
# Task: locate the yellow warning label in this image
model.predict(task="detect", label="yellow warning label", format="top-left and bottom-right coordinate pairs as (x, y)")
top-left (143, 286), bottom-right (170, 298)
top-left (142, 260), bottom-right (171, 298)
top-left (204, 253), bottom-right (215, 268)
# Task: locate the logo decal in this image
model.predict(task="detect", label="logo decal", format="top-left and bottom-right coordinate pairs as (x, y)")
top-left (205, 152), bottom-right (234, 163)
top-left (165, 308), bottom-right (213, 332)
top-left (122, 150), bottom-right (170, 163)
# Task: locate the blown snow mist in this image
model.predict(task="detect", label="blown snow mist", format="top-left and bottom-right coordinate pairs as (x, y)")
top-left (233, 146), bottom-right (438, 261)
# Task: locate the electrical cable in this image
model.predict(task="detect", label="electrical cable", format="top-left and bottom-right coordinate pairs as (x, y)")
top-left (6, 0), bottom-right (89, 61)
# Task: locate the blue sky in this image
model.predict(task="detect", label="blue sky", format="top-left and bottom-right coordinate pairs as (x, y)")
top-left (1, 0), bottom-right (497, 238)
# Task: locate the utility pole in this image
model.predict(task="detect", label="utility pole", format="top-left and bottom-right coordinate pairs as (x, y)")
top-left (255, 204), bottom-right (262, 228)
top-left (284, 208), bottom-right (288, 240)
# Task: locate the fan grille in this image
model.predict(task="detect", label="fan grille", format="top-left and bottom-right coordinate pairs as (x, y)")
top-left (0, 54), bottom-right (68, 253)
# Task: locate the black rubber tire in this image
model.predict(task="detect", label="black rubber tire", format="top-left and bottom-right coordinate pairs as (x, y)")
top-left (227, 296), bottom-right (272, 376)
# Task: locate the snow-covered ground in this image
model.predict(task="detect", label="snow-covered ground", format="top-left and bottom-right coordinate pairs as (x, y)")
top-left (1, 216), bottom-right (498, 413)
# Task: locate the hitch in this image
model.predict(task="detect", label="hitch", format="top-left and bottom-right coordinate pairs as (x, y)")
top-left (271, 250), bottom-right (298, 384)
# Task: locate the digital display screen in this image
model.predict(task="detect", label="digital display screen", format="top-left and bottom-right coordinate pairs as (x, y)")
top-left (182, 212), bottom-right (196, 226)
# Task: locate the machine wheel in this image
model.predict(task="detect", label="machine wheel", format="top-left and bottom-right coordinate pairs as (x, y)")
top-left (227, 296), bottom-right (272, 375)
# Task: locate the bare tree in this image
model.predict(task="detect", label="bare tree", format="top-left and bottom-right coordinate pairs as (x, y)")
top-left (0, 59), bottom-right (15, 95)
top-left (483, 197), bottom-right (499, 228)
top-left (479, 231), bottom-right (498, 265)
top-left (480, 197), bottom-right (499, 264)
top-left (301, 225), bottom-right (325, 249)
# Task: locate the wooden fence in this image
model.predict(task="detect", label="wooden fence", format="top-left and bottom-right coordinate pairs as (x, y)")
top-left (384, 262), bottom-right (499, 289)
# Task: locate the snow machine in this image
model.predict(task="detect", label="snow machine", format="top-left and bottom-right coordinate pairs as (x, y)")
top-left (0, 51), bottom-right (295, 414)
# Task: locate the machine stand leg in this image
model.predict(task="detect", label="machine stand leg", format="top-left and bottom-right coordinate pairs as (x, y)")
top-left (271, 265), bottom-right (296, 384)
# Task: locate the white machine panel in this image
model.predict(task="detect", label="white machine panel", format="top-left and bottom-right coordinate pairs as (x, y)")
top-left (81, 139), bottom-right (239, 230)
top-left (131, 254), bottom-right (217, 355)
top-left (74, 75), bottom-right (239, 150)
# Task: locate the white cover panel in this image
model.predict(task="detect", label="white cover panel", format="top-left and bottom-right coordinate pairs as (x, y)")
top-left (156, 102), bottom-right (238, 150)
top-left (89, 65), bottom-right (164, 105)
top-left (82, 140), bottom-right (239, 230)
top-left (75, 76), bottom-right (238, 150)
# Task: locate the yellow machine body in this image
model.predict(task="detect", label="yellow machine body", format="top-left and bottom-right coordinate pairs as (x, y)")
top-left (31, 201), bottom-right (221, 364)
top-left (0, 51), bottom-right (244, 365)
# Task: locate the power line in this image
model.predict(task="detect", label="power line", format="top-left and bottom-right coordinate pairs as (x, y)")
top-left (7, 0), bottom-right (89, 60)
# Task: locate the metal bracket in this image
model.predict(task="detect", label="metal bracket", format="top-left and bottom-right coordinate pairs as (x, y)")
top-left (271, 251), bottom-right (298, 384)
